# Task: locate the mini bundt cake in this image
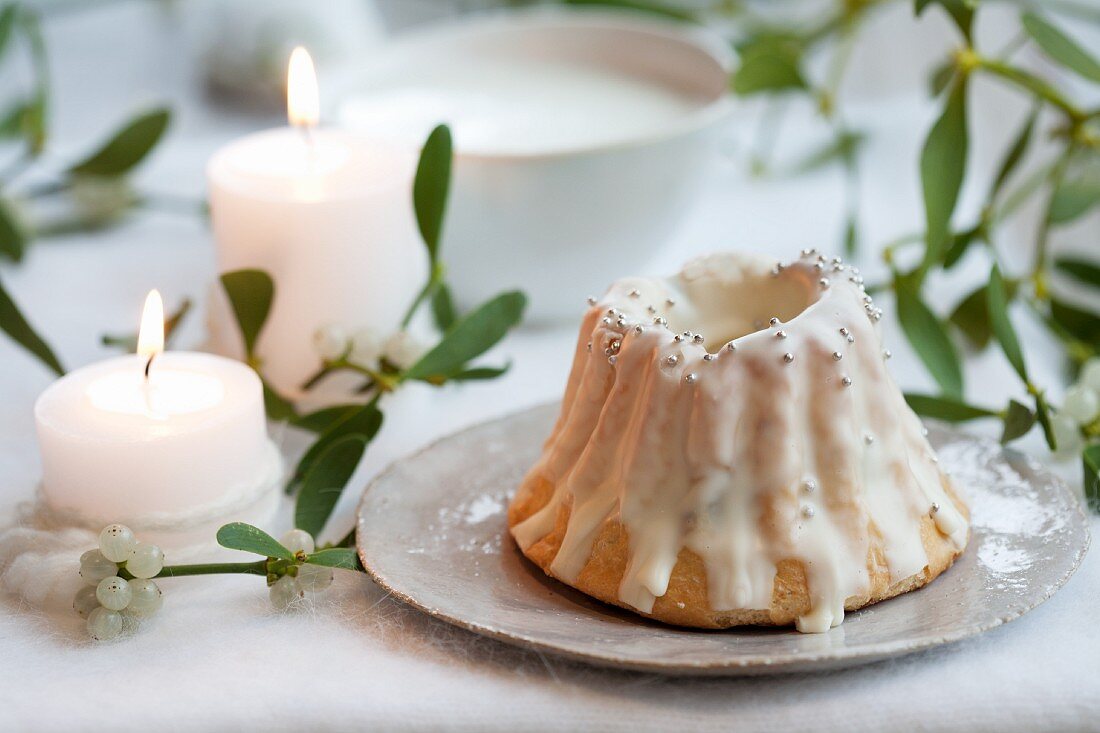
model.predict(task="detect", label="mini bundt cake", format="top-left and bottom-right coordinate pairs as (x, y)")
top-left (508, 251), bottom-right (969, 633)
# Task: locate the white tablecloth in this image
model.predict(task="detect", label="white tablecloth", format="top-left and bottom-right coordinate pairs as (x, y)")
top-left (1, 3), bottom-right (1097, 731)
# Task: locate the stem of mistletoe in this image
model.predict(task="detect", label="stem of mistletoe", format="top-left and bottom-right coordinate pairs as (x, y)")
top-left (400, 261), bottom-right (445, 329)
top-left (117, 560), bottom-right (268, 580)
top-left (1030, 143), bottom-right (1078, 297)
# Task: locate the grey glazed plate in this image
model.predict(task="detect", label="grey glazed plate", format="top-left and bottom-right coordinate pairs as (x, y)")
top-left (356, 403), bottom-right (1090, 675)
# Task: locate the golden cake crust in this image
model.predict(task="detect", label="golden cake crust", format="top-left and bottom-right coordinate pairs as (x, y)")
top-left (509, 473), bottom-right (969, 629)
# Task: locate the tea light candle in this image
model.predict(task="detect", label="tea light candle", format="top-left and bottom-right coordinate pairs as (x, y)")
top-left (207, 47), bottom-right (426, 397)
top-left (34, 292), bottom-right (281, 534)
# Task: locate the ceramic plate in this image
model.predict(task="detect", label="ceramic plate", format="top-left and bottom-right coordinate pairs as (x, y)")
top-left (356, 403), bottom-right (1090, 675)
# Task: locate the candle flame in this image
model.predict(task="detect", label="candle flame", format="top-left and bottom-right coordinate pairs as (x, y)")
top-left (287, 46), bottom-right (319, 129)
top-left (137, 290), bottom-right (164, 359)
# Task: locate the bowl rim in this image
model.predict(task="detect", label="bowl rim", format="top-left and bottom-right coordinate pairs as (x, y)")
top-left (323, 6), bottom-right (735, 162)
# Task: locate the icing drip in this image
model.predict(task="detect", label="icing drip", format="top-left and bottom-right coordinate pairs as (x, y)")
top-left (512, 251), bottom-right (969, 632)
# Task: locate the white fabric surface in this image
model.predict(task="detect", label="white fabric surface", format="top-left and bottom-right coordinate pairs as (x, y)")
top-left (0, 2), bottom-right (1097, 731)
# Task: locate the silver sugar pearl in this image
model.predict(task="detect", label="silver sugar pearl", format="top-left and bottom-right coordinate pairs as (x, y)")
top-left (666, 298), bottom-right (676, 307)
top-left (608, 355), bottom-right (618, 365)
top-left (703, 353), bottom-right (715, 362)
top-left (586, 296), bottom-right (597, 306)
top-left (634, 325), bottom-right (644, 334)
top-left (783, 352), bottom-right (795, 364)
top-left (769, 317), bottom-right (780, 326)
top-left (832, 351), bottom-right (843, 361)
top-left (841, 376), bottom-right (853, 387)
top-left (666, 355), bottom-right (679, 366)
top-left (802, 479), bottom-right (816, 493)
top-left (847, 335), bottom-right (855, 343)
top-left (864, 434), bottom-right (875, 445)
top-left (601, 317), bottom-right (612, 325)
top-left (801, 505), bottom-right (816, 519)
top-left (839, 327), bottom-right (849, 336)
top-left (776, 330), bottom-right (788, 339)
top-left (586, 342), bottom-right (592, 352)
top-left (654, 317), bottom-right (667, 326)
top-left (727, 343), bottom-right (737, 352)
top-left (628, 289), bottom-right (640, 298)
top-left (819, 278), bottom-right (831, 289)
top-left (693, 334), bottom-right (705, 344)
top-left (647, 305), bottom-right (657, 315)
top-left (674, 334), bottom-right (685, 342)
top-left (930, 502), bottom-right (941, 515)
top-left (684, 373), bottom-right (697, 384)
top-left (883, 349), bottom-right (892, 360)
top-left (814, 262), bottom-right (825, 271)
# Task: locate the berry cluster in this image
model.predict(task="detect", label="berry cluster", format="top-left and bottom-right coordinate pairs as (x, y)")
top-left (269, 529), bottom-right (334, 610)
top-left (312, 325), bottom-right (427, 371)
top-left (76, 524), bottom-right (164, 641)
top-left (1053, 358), bottom-right (1100, 457)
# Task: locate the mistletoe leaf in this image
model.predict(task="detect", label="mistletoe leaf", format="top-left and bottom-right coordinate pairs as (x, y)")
top-left (448, 363), bottom-right (512, 382)
top-left (1083, 445), bottom-right (1100, 512)
top-left (295, 435), bottom-right (368, 538)
top-left (304, 547), bottom-right (363, 570)
top-left (216, 522), bottom-right (292, 560)
top-left (289, 402), bottom-right (382, 491)
top-left (920, 75), bottom-right (969, 270)
top-left (431, 282), bottom-right (457, 331)
top-left (990, 106), bottom-right (1037, 202)
top-left (219, 269), bottom-right (274, 358)
top-left (0, 275), bottom-right (64, 376)
top-left (413, 125), bottom-right (452, 263)
top-left (1054, 257), bottom-right (1100, 288)
top-left (561, 0), bottom-right (693, 20)
top-left (262, 381), bottom-right (298, 423)
top-left (293, 404), bottom-right (361, 434)
top-left (904, 393), bottom-right (998, 422)
top-left (949, 285), bottom-right (992, 349)
top-left (1049, 176), bottom-right (1100, 224)
top-left (101, 298), bottom-right (192, 351)
top-left (1022, 12), bottom-right (1100, 83)
top-left (69, 108), bottom-right (171, 177)
top-left (404, 291), bottom-right (526, 383)
top-left (1000, 399), bottom-right (1036, 443)
top-left (0, 197), bottom-right (26, 262)
top-left (1050, 298), bottom-right (1100, 346)
top-left (896, 279), bottom-right (964, 398)
top-left (914, 0), bottom-right (973, 40)
top-left (987, 265), bottom-right (1029, 383)
top-left (731, 35), bottom-right (807, 95)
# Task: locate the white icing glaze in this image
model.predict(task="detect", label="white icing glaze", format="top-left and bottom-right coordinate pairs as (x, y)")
top-left (511, 251), bottom-right (969, 633)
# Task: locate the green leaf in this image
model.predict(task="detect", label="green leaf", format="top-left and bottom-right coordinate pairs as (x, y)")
top-left (263, 381), bottom-right (298, 422)
top-left (69, 108), bottom-right (171, 177)
top-left (448, 363), bottom-right (512, 382)
top-left (1022, 12), bottom-right (1100, 83)
top-left (0, 197), bottom-right (26, 262)
top-left (949, 284), bottom-right (992, 349)
top-left (990, 106), bottom-right (1037, 202)
top-left (904, 392), bottom-right (998, 422)
top-left (789, 130), bottom-right (864, 174)
top-left (942, 226), bottom-right (981, 270)
top-left (1055, 257), bottom-right (1100, 288)
top-left (1034, 391), bottom-right (1057, 451)
top-left (431, 282), bottom-right (457, 331)
top-left (219, 269), bottom-right (274, 358)
top-left (1049, 176), bottom-right (1100, 224)
top-left (929, 59), bottom-right (955, 97)
top-left (843, 214), bottom-right (857, 257)
top-left (216, 522), bottom-right (292, 560)
top-left (987, 265), bottom-right (1029, 383)
top-left (293, 404), bottom-right (360, 434)
top-left (895, 279), bottom-right (964, 398)
top-left (289, 401), bottom-right (382, 491)
top-left (1083, 444), bottom-right (1100, 512)
top-left (920, 75), bottom-right (969, 270)
top-left (731, 35), bottom-right (807, 95)
top-left (914, 0), bottom-right (974, 40)
top-left (0, 274), bottom-right (63, 376)
top-left (404, 291), bottom-right (527, 383)
top-left (305, 547), bottom-right (362, 570)
top-left (101, 297), bottom-right (192, 351)
top-left (0, 5), bottom-right (17, 61)
top-left (561, 0), bottom-right (694, 21)
top-left (1051, 298), bottom-right (1100, 346)
top-left (413, 124), bottom-right (452, 263)
top-left (295, 435), bottom-right (367, 538)
top-left (1000, 399), bottom-right (1036, 443)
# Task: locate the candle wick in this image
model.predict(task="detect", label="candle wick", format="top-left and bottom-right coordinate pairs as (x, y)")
top-left (298, 123), bottom-right (317, 160)
top-left (144, 353), bottom-right (156, 379)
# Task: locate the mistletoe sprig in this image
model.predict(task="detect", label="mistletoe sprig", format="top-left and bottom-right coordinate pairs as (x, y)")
top-left (73, 122), bottom-right (526, 641)
top-left (577, 0), bottom-right (1100, 508)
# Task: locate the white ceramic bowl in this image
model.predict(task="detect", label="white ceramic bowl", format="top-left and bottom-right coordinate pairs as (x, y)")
top-left (330, 9), bottom-right (732, 321)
